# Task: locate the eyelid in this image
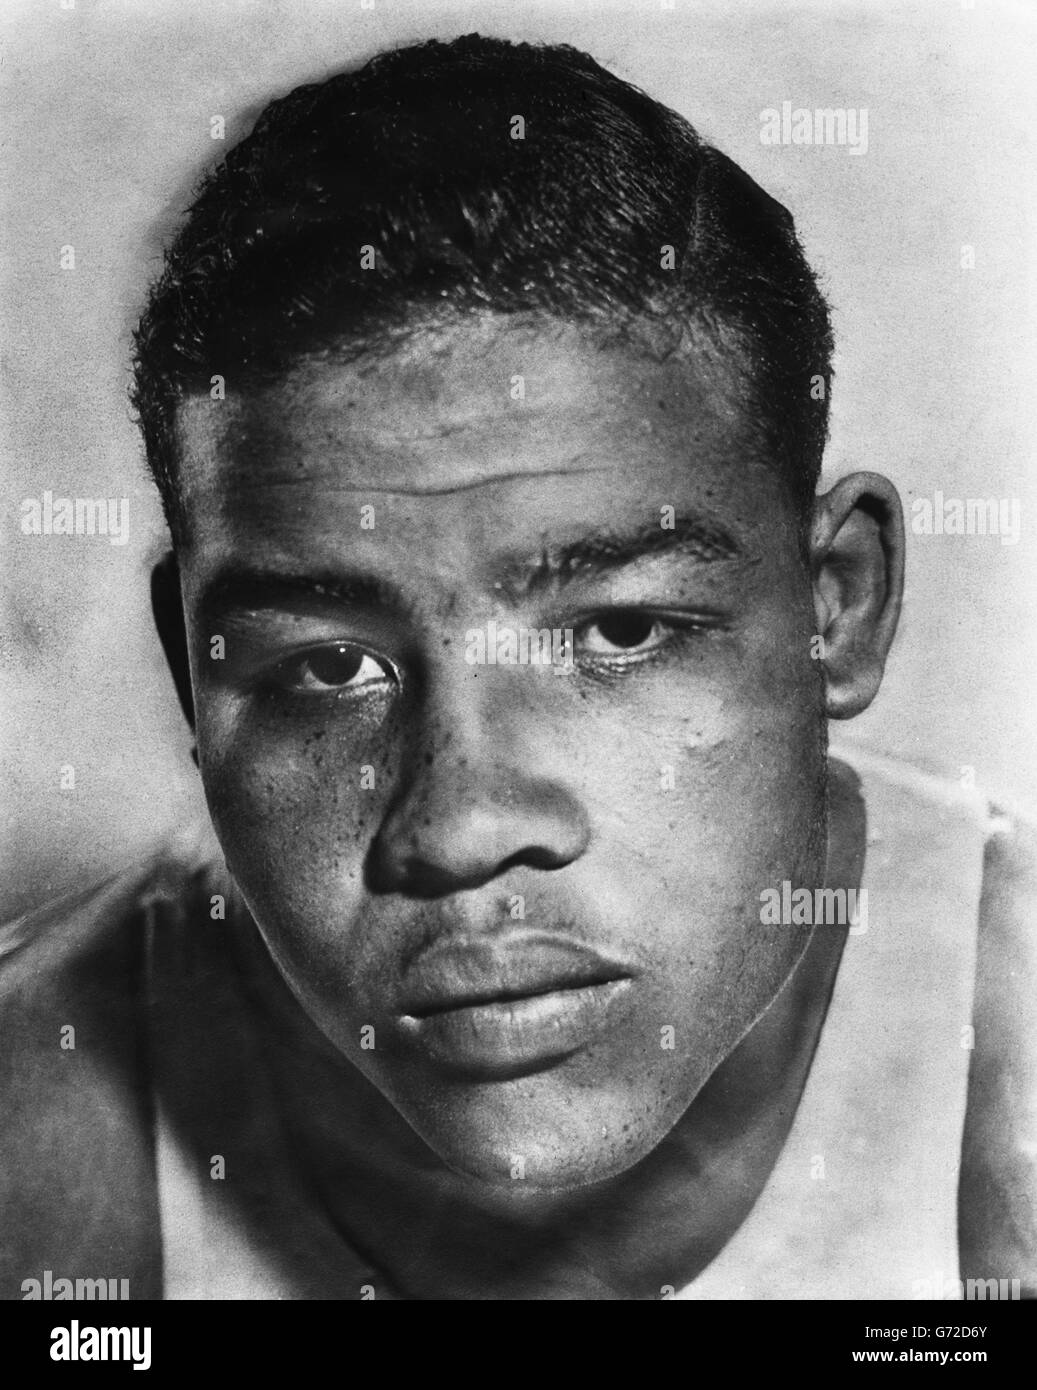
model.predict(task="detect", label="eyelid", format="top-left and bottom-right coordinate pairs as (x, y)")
top-left (568, 608), bottom-right (731, 671)
top-left (283, 648), bottom-right (391, 691)
top-left (213, 605), bottom-right (405, 653)
top-left (224, 633), bottom-right (403, 694)
top-left (286, 638), bottom-right (401, 681)
top-left (568, 606), bottom-right (731, 631)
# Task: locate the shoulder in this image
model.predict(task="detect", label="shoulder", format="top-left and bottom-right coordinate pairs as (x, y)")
top-left (833, 743), bottom-right (1037, 1289)
top-left (0, 845), bottom-right (212, 1300)
top-left (960, 799), bottom-right (1037, 1293)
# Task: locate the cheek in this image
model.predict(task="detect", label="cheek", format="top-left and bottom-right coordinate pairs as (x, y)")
top-left (566, 636), bottom-right (824, 1050)
top-left (576, 632), bottom-right (823, 870)
top-left (194, 694), bottom-right (399, 948)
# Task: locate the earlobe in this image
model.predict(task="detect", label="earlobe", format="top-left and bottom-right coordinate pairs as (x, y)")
top-left (151, 552), bottom-right (196, 733)
top-left (810, 472), bottom-right (905, 720)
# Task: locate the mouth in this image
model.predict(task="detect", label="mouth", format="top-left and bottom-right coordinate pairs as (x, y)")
top-left (396, 935), bottom-right (637, 1078)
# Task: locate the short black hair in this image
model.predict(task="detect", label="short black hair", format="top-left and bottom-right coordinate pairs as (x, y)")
top-left (132, 34), bottom-right (833, 546)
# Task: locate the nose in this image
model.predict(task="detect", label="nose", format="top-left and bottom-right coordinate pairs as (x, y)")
top-left (366, 672), bottom-right (590, 898)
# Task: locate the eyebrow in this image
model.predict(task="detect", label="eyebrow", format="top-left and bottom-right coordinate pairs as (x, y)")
top-left (199, 513), bottom-right (746, 619)
top-left (507, 512), bottom-right (746, 597)
top-left (200, 568), bottom-right (404, 620)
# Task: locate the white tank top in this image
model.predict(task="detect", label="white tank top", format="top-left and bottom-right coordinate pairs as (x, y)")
top-left (152, 743), bottom-right (994, 1299)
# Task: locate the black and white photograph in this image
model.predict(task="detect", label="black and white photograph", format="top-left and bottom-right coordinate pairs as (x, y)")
top-left (1, 0), bottom-right (1034, 1344)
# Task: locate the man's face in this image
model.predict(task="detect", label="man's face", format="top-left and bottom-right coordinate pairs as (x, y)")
top-left (173, 315), bottom-right (827, 1190)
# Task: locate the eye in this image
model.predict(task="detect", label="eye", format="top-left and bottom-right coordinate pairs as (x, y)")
top-left (273, 642), bottom-right (395, 695)
top-left (577, 612), bottom-right (674, 659)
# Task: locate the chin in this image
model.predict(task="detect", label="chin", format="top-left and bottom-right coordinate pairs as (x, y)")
top-left (403, 1101), bottom-right (664, 1194)
top-left (442, 1146), bottom-right (647, 1196)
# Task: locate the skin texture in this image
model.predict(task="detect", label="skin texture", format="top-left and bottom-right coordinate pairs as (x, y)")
top-left (152, 313), bottom-right (905, 1293)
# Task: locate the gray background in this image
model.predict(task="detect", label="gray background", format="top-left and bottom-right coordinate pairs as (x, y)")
top-left (2, 0), bottom-right (1035, 918)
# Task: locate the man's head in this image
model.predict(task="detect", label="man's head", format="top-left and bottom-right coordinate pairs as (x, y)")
top-left (138, 36), bottom-right (903, 1190)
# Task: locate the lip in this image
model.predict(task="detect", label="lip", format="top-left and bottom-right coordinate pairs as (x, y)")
top-left (396, 935), bottom-right (637, 1078)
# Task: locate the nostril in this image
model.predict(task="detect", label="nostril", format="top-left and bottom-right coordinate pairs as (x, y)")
top-left (364, 844), bottom-right (498, 900)
top-left (499, 846), bottom-right (573, 875)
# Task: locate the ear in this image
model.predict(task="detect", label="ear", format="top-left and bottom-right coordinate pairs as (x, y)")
top-left (810, 471), bottom-right (905, 719)
top-left (151, 551), bottom-right (195, 734)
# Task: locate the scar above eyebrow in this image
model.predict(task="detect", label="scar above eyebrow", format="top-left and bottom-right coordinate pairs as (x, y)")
top-left (503, 513), bottom-right (747, 596)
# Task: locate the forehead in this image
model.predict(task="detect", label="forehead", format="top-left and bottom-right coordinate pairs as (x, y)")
top-left (174, 315), bottom-right (790, 581)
